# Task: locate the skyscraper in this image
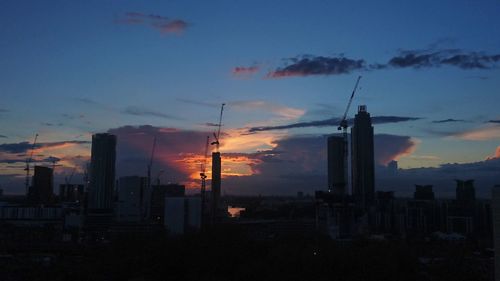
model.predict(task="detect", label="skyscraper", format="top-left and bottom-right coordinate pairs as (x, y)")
top-left (351, 105), bottom-right (375, 208)
top-left (211, 151), bottom-right (221, 219)
top-left (327, 136), bottom-right (346, 194)
top-left (29, 166), bottom-right (54, 205)
top-left (456, 179), bottom-right (476, 203)
top-left (88, 133), bottom-right (116, 211)
top-left (493, 185), bottom-right (500, 281)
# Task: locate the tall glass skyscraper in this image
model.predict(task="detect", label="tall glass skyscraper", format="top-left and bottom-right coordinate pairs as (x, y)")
top-left (327, 136), bottom-right (347, 195)
top-left (351, 105), bottom-right (375, 209)
top-left (88, 133), bottom-right (116, 211)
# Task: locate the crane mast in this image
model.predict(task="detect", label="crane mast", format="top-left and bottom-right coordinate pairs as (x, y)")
top-left (210, 103), bottom-right (225, 151)
top-left (336, 76), bottom-right (361, 194)
top-left (24, 133), bottom-right (38, 195)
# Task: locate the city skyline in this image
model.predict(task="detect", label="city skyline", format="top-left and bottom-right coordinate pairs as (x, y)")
top-left (1, 1), bottom-right (500, 196)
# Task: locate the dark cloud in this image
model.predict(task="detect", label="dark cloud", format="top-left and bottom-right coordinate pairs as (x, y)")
top-left (0, 135), bottom-right (7, 138)
top-left (122, 106), bottom-right (182, 120)
top-left (0, 108), bottom-right (8, 113)
top-left (0, 140), bottom-right (89, 154)
top-left (432, 118), bottom-right (466, 124)
top-left (248, 116), bottom-right (421, 132)
top-left (116, 12), bottom-right (189, 34)
top-left (223, 134), bottom-right (417, 195)
top-left (267, 55), bottom-right (365, 78)
top-left (487, 120), bottom-right (500, 124)
top-left (386, 49), bottom-right (500, 70)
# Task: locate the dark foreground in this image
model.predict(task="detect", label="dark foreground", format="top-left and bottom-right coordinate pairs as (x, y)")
top-left (0, 224), bottom-right (493, 281)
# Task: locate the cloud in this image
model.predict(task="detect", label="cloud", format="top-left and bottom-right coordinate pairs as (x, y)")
top-left (267, 55), bottom-right (365, 78)
top-left (122, 106), bottom-right (182, 120)
top-left (452, 124), bottom-right (500, 141)
top-left (0, 108), bottom-right (8, 113)
top-left (386, 49), bottom-right (500, 70)
top-left (0, 135), bottom-right (7, 138)
top-left (232, 66), bottom-right (260, 77)
top-left (0, 140), bottom-right (89, 154)
top-left (248, 116), bottom-right (421, 132)
top-left (374, 134), bottom-right (417, 165)
top-left (74, 97), bottom-right (99, 105)
top-left (116, 12), bottom-right (189, 35)
top-left (486, 146), bottom-right (500, 160)
top-left (432, 118), bottom-right (466, 123)
top-left (487, 120), bottom-right (500, 124)
top-left (229, 100), bottom-right (305, 120)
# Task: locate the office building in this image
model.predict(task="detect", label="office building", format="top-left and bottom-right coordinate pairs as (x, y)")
top-left (59, 184), bottom-right (84, 203)
top-left (29, 166), bottom-right (54, 205)
top-left (350, 105), bottom-right (375, 208)
top-left (327, 136), bottom-right (347, 194)
top-left (116, 176), bottom-right (148, 223)
top-left (87, 133), bottom-right (116, 211)
top-left (150, 184), bottom-right (185, 224)
top-left (456, 179), bottom-right (476, 203)
top-left (493, 185), bottom-right (500, 281)
top-left (414, 185), bottom-right (435, 200)
top-left (211, 152), bottom-right (221, 218)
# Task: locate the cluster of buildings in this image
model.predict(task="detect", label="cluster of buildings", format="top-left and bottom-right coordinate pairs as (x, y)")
top-left (0, 133), bottom-right (225, 243)
top-left (318, 104), bottom-right (500, 279)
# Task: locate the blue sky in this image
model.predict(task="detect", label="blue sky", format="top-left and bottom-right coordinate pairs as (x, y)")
top-left (1, 0), bottom-right (499, 195)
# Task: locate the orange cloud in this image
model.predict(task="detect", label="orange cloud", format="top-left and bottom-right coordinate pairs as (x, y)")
top-left (453, 125), bottom-right (500, 141)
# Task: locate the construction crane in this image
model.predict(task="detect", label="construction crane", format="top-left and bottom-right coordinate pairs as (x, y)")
top-left (210, 103), bottom-right (225, 151)
top-left (336, 76), bottom-right (362, 194)
top-left (145, 136), bottom-right (157, 220)
top-left (200, 136), bottom-right (210, 217)
top-left (24, 133), bottom-right (38, 195)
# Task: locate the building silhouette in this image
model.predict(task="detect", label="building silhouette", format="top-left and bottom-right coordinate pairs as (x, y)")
top-left (87, 133), bottom-right (116, 211)
top-left (493, 185), bottom-right (500, 281)
top-left (327, 136), bottom-right (346, 194)
top-left (211, 152), bottom-right (221, 220)
top-left (456, 179), bottom-right (476, 203)
top-left (414, 185), bottom-right (435, 200)
top-left (150, 183), bottom-right (185, 224)
top-left (29, 166), bottom-right (54, 205)
top-left (59, 184), bottom-right (84, 203)
top-left (116, 176), bottom-right (148, 223)
top-left (350, 105), bottom-right (375, 208)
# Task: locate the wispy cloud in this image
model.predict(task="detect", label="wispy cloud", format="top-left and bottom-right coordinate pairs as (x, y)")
top-left (176, 98), bottom-right (219, 108)
top-left (0, 135), bottom-right (7, 138)
top-left (452, 124), bottom-right (500, 141)
top-left (122, 106), bottom-right (182, 120)
top-left (248, 116), bottom-right (421, 132)
top-left (0, 140), bottom-right (90, 154)
top-left (0, 108), bottom-right (9, 113)
top-left (232, 65), bottom-right (260, 77)
top-left (115, 12), bottom-right (189, 35)
top-left (229, 100), bottom-right (305, 120)
top-left (487, 120), bottom-right (500, 124)
top-left (432, 118), bottom-right (466, 123)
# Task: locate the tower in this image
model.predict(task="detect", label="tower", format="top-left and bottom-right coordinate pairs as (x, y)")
top-left (88, 133), bottom-right (116, 211)
top-left (351, 105), bottom-right (375, 209)
top-left (327, 136), bottom-right (347, 194)
top-left (492, 185), bottom-right (500, 281)
top-left (211, 151), bottom-right (221, 219)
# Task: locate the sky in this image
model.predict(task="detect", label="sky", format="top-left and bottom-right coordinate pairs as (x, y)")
top-left (1, 0), bottom-right (499, 197)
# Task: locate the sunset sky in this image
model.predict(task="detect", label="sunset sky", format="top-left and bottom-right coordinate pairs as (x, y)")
top-left (1, 1), bottom-right (499, 196)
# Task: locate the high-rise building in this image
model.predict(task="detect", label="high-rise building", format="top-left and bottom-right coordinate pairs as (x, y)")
top-left (456, 179), bottom-right (476, 203)
top-left (116, 176), bottom-right (148, 223)
top-left (150, 184), bottom-right (185, 224)
top-left (59, 184), bottom-right (84, 203)
top-left (29, 166), bottom-right (54, 205)
top-left (327, 136), bottom-right (346, 194)
top-left (87, 133), bottom-right (116, 211)
top-left (492, 185), bottom-right (500, 281)
top-left (211, 152), bottom-right (221, 218)
top-left (350, 105), bottom-right (375, 208)
top-left (414, 185), bottom-right (435, 200)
